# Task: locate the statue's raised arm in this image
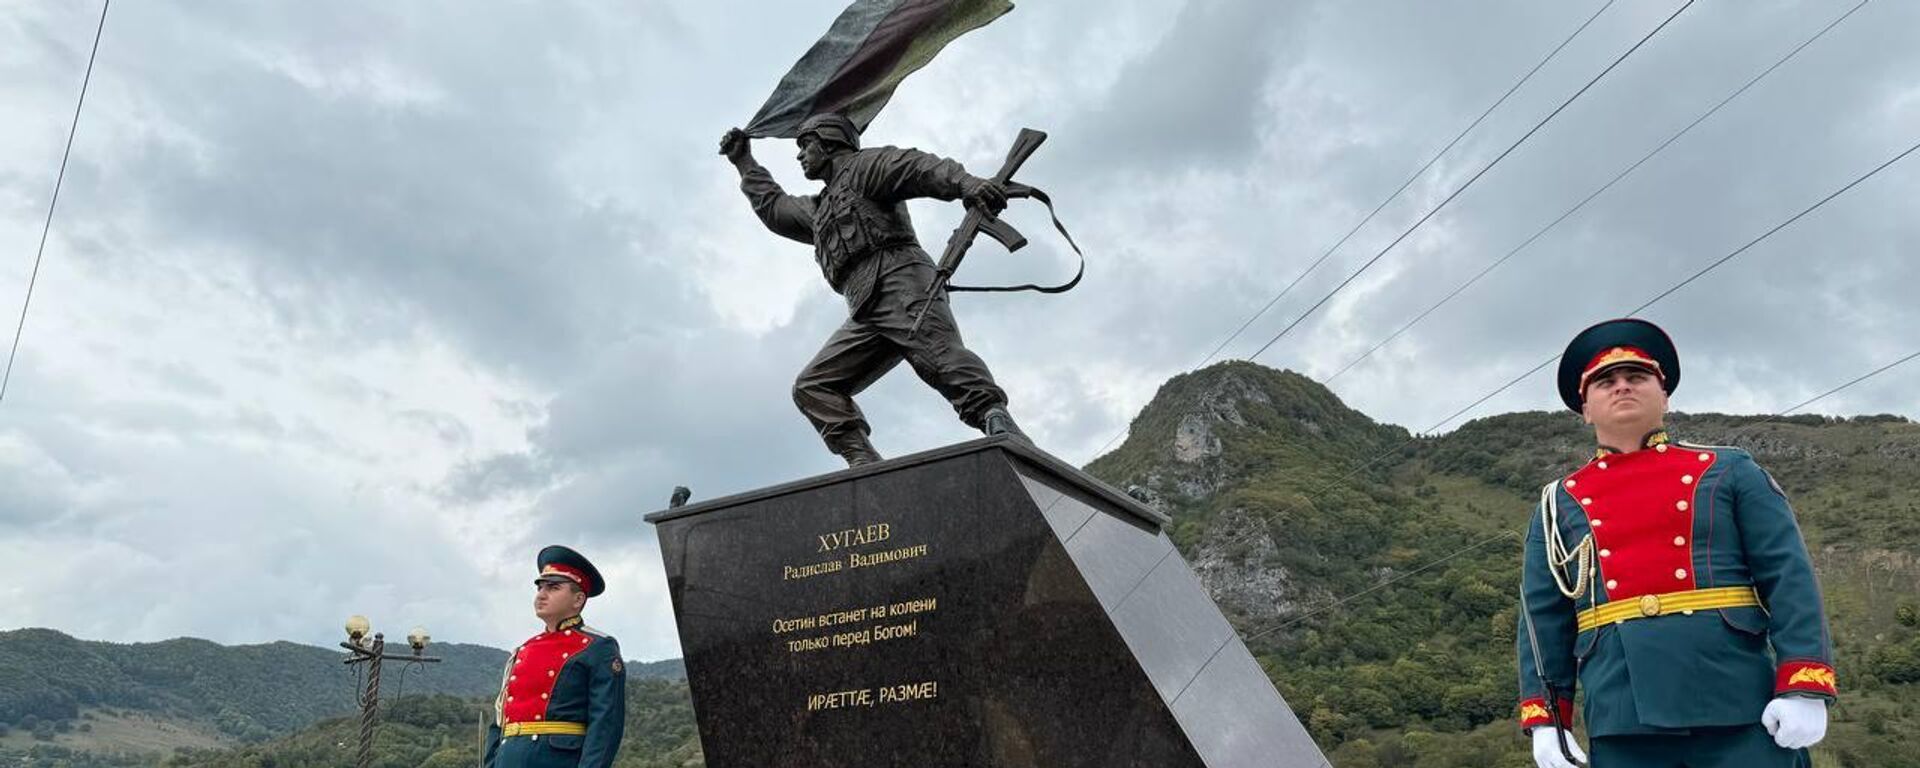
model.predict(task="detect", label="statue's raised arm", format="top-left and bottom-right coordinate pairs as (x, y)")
top-left (717, 113), bottom-right (1026, 467)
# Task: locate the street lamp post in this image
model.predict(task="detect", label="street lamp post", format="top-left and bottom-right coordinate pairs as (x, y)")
top-left (341, 615), bottom-right (441, 768)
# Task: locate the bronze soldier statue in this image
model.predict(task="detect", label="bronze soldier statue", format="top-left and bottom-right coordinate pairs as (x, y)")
top-left (719, 114), bottom-right (1027, 467)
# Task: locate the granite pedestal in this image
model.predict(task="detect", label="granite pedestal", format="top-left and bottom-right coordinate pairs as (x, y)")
top-left (645, 436), bottom-right (1329, 768)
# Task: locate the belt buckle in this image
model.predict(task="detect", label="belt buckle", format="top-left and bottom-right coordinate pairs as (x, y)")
top-left (1638, 594), bottom-right (1661, 617)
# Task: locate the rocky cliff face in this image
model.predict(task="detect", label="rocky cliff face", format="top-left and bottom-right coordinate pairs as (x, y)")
top-left (1083, 362), bottom-right (1920, 761)
top-left (1087, 362), bottom-right (1409, 624)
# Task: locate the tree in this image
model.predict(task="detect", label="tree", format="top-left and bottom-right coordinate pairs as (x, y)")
top-left (419, 747), bottom-right (472, 768)
top-left (1867, 638), bottom-right (1920, 684)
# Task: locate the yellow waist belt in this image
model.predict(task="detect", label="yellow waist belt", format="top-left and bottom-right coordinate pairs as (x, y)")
top-left (1577, 586), bottom-right (1761, 632)
top-left (501, 721), bottom-right (587, 737)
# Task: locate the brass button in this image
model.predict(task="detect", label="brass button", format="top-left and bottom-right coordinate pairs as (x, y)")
top-left (1673, 536), bottom-right (1686, 546)
top-left (1675, 568), bottom-right (1688, 579)
top-left (1591, 520), bottom-right (1604, 527)
top-left (1581, 497), bottom-right (1593, 506)
top-left (1682, 474), bottom-right (1694, 485)
top-left (1656, 444), bottom-right (1669, 453)
top-left (1599, 461), bottom-right (1609, 469)
top-left (1639, 594), bottom-right (1661, 617)
top-left (1676, 501), bottom-right (1689, 511)
top-left (1605, 579), bottom-right (1618, 590)
top-left (1600, 549), bottom-right (1611, 558)
top-left (1698, 453), bottom-right (1710, 461)
top-left (1566, 479), bottom-right (1577, 488)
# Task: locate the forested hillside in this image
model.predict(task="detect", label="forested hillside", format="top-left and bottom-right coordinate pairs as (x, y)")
top-left (1086, 362), bottom-right (1920, 767)
top-left (8, 361), bottom-right (1915, 767)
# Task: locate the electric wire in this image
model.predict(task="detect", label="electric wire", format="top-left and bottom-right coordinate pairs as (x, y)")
top-left (2, 0), bottom-right (111, 405)
top-left (1242, 0), bottom-right (1698, 364)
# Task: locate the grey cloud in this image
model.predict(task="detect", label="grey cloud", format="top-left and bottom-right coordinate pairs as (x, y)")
top-left (442, 451), bottom-right (553, 505)
top-left (58, 1), bottom-right (711, 380)
top-left (4, 0), bottom-right (1918, 659)
top-left (1065, 0), bottom-right (1316, 170)
top-left (478, 307), bottom-right (858, 545)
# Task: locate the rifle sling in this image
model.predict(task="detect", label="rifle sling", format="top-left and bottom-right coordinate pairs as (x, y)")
top-left (947, 185), bottom-right (1083, 295)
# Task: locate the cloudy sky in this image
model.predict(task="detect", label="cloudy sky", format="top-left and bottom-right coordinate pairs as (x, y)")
top-left (2, 0), bottom-right (1915, 661)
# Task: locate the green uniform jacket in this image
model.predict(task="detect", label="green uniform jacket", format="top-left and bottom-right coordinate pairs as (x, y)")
top-left (1516, 435), bottom-right (1836, 737)
top-left (485, 617), bottom-right (626, 768)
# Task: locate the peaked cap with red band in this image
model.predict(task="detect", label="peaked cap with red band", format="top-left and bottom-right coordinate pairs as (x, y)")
top-left (1556, 318), bottom-right (1681, 413)
top-left (535, 544), bottom-right (605, 598)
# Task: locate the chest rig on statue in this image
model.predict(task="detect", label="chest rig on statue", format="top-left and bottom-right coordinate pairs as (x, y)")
top-left (810, 169), bottom-right (915, 290)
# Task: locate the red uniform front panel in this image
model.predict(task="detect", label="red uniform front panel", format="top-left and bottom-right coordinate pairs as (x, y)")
top-left (499, 624), bottom-right (599, 724)
top-left (1566, 443), bottom-right (1717, 600)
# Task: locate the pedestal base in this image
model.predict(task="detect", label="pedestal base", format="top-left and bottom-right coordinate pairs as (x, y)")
top-left (646, 436), bottom-right (1328, 768)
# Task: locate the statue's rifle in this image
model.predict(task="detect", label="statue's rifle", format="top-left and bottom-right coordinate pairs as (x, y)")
top-left (909, 127), bottom-right (1082, 337)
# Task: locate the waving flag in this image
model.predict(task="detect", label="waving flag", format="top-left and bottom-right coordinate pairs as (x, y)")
top-left (744, 0), bottom-right (1015, 138)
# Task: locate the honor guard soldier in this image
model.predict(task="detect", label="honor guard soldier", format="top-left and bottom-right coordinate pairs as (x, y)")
top-left (1517, 318), bottom-right (1835, 768)
top-left (486, 546), bottom-right (626, 768)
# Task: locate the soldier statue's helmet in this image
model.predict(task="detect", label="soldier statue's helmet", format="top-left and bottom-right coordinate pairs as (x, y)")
top-left (1556, 317), bottom-right (1681, 413)
top-left (796, 112), bottom-right (861, 151)
top-left (535, 544), bottom-right (605, 598)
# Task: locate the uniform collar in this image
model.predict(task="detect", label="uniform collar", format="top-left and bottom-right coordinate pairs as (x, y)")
top-left (1594, 427), bottom-right (1670, 460)
top-left (545, 615), bottom-right (584, 634)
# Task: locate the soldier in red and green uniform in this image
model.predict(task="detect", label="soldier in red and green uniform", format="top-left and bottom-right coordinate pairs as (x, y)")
top-left (1516, 318), bottom-right (1835, 767)
top-left (486, 545), bottom-right (626, 768)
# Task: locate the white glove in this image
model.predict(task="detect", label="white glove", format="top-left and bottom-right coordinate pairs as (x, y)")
top-left (1531, 726), bottom-right (1587, 768)
top-left (1762, 696), bottom-right (1828, 749)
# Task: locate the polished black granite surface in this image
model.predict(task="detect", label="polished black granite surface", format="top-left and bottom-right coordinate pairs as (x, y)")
top-left (646, 436), bottom-right (1329, 768)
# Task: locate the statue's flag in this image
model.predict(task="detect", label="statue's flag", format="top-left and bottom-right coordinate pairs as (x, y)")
top-left (743, 0), bottom-right (1014, 138)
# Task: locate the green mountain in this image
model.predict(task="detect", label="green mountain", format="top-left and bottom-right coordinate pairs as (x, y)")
top-left (9, 361), bottom-right (1917, 767)
top-left (0, 628), bottom-right (683, 764)
top-left (159, 684), bottom-right (701, 768)
top-left (0, 629), bottom-right (510, 741)
top-left (1085, 362), bottom-right (1920, 768)
top-left (0, 686), bottom-right (700, 768)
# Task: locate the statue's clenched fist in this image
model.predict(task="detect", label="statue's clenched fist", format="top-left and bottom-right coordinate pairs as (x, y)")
top-left (719, 128), bottom-right (752, 163)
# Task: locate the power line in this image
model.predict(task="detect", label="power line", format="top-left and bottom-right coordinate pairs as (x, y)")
top-left (1240, 343), bottom-right (1920, 644)
top-left (1627, 138), bottom-right (1920, 315)
top-left (1774, 349), bottom-right (1920, 418)
top-left (1087, 2), bottom-right (1622, 461)
top-left (1243, 0), bottom-right (1697, 364)
top-left (1417, 130), bottom-right (1920, 440)
top-left (1139, 129), bottom-right (1920, 623)
top-left (1322, 0), bottom-right (1872, 385)
top-left (1089, 8), bottom-right (1905, 575)
top-left (1194, 0), bottom-right (1618, 369)
top-left (2, 0), bottom-right (111, 406)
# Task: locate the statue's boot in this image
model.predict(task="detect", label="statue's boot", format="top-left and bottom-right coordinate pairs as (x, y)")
top-left (982, 406), bottom-right (1028, 443)
top-left (831, 431), bottom-right (883, 468)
